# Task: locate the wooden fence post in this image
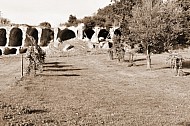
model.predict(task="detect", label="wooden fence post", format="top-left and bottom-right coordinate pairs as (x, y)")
top-left (21, 54), bottom-right (23, 77)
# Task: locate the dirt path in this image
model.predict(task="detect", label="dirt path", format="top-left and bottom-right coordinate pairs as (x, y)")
top-left (0, 53), bottom-right (190, 125)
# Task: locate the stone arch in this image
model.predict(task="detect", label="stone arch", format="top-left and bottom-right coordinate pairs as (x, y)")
top-left (0, 28), bottom-right (7, 46)
top-left (40, 28), bottom-right (54, 46)
top-left (57, 28), bottom-right (76, 42)
top-left (82, 28), bottom-right (95, 40)
top-left (0, 48), bottom-right (2, 55)
top-left (9, 27), bottom-right (23, 46)
top-left (98, 29), bottom-right (110, 42)
top-left (24, 27), bottom-right (38, 47)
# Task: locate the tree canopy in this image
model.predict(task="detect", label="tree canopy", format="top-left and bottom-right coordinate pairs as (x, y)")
top-left (62, 0), bottom-right (190, 53)
top-left (99, 0), bottom-right (190, 53)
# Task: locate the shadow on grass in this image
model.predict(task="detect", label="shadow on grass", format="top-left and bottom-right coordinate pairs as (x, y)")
top-left (134, 58), bottom-right (147, 62)
top-left (43, 68), bottom-right (83, 72)
top-left (44, 62), bottom-right (65, 65)
top-left (38, 73), bottom-right (80, 77)
top-left (25, 109), bottom-right (48, 114)
top-left (152, 66), bottom-right (171, 71)
top-left (183, 60), bottom-right (190, 68)
top-left (123, 58), bottom-right (146, 63)
top-left (183, 71), bottom-right (190, 76)
top-left (135, 64), bottom-right (146, 67)
top-left (43, 64), bottom-right (73, 68)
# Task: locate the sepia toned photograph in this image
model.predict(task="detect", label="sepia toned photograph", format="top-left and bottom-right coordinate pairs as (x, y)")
top-left (0, 0), bottom-right (190, 125)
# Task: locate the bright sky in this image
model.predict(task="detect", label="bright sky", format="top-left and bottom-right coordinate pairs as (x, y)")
top-left (0, 0), bottom-right (111, 27)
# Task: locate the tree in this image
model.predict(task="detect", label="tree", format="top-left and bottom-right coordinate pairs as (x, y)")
top-left (97, 4), bottom-right (116, 26)
top-left (92, 15), bottom-right (106, 27)
top-left (66, 15), bottom-right (79, 27)
top-left (129, 0), bottom-right (190, 69)
top-left (129, 0), bottom-right (156, 69)
top-left (91, 0), bottom-right (190, 69)
top-left (39, 22), bottom-right (51, 28)
top-left (175, 0), bottom-right (190, 47)
top-left (82, 16), bottom-right (96, 28)
top-left (0, 17), bottom-right (11, 25)
top-left (68, 15), bottom-right (77, 24)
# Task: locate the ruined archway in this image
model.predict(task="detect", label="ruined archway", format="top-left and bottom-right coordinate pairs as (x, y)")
top-left (9, 27), bottom-right (23, 46)
top-left (0, 49), bottom-right (2, 55)
top-left (82, 28), bottom-right (95, 40)
top-left (98, 29), bottom-right (110, 42)
top-left (40, 28), bottom-right (54, 46)
top-left (0, 28), bottom-right (7, 46)
top-left (57, 28), bottom-right (76, 42)
top-left (24, 27), bottom-right (38, 47)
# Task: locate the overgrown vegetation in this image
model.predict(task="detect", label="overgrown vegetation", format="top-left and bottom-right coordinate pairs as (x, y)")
top-left (97, 0), bottom-right (190, 68)
top-left (61, 0), bottom-right (190, 69)
top-left (63, 0), bottom-right (190, 52)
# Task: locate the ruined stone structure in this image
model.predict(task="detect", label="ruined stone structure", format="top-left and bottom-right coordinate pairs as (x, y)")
top-left (0, 25), bottom-right (54, 55)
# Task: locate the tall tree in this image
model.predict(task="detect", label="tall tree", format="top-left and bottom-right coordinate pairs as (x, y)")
top-left (130, 0), bottom-right (156, 69)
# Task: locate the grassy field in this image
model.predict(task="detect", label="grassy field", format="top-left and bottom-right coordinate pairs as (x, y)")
top-left (1, 40), bottom-right (190, 125)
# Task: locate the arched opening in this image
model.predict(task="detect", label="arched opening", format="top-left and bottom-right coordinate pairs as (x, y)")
top-left (82, 28), bottom-right (95, 40)
top-left (98, 29), bottom-right (110, 42)
top-left (57, 28), bottom-right (76, 42)
top-left (9, 27), bottom-right (23, 46)
top-left (0, 28), bottom-right (7, 46)
top-left (40, 28), bottom-right (54, 46)
top-left (0, 49), bottom-right (2, 55)
top-left (24, 27), bottom-right (38, 47)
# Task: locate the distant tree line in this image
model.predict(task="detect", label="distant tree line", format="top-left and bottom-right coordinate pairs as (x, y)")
top-left (61, 14), bottom-right (111, 29)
